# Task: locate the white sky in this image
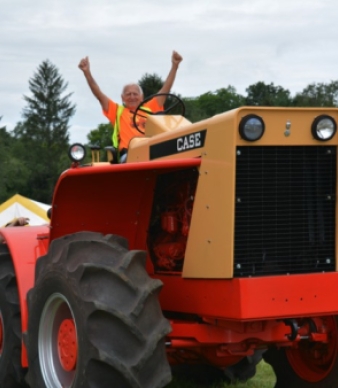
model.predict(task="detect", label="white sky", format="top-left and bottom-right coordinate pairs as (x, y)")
top-left (1, 0), bottom-right (338, 143)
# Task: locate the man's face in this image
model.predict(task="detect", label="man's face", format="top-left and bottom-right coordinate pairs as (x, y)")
top-left (121, 85), bottom-right (143, 109)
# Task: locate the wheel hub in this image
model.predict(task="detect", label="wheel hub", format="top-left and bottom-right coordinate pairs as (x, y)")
top-left (287, 316), bottom-right (338, 382)
top-left (58, 318), bottom-right (77, 371)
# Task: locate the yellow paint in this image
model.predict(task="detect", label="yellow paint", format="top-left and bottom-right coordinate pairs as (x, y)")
top-left (127, 107), bottom-right (338, 277)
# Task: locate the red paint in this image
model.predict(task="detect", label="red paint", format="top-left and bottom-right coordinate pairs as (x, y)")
top-left (2, 159), bottom-right (338, 372)
top-left (58, 319), bottom-right (77, 372)
top-left (286, 316), bottom-right (338, 382)
top-left (157, 273), bottom-right (338, 320)
top-left (0, 225), bottom-right (50, 366)
top-left (50, 159), bottom-right (200, 245)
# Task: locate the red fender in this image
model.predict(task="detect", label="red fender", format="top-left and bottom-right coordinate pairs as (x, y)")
top-left (0, 225), bottom-right (50, 366)
top-left (50, 159), bottom-right (200, 246)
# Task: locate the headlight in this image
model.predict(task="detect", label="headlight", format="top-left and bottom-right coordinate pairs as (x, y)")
top-left (239, 115), bottom-right (265, 141)
top-left (68, 143), bottom-right (86, 162)
top-left (311, 115), bottom-right (337, 141)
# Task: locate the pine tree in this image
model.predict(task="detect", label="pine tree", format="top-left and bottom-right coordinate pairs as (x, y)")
top-left (14, 60), bottom-right (76, 203)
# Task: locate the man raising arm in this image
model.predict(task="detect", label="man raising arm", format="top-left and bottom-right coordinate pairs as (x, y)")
top-left (156, 50), bottom-right (183, 107)
top-left (78, 51), bottom-right (183, 151)
top-left (78, 57), bottom-right (109, 113)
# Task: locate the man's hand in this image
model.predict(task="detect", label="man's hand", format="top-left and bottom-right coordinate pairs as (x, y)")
top-left (172, 51), bottom-right (183, 67)
top-left (79, 56), bottom-right (109, 112)
top-left (78, 56), bottom-right (90, 73)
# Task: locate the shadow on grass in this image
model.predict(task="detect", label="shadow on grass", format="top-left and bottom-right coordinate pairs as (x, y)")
top-left (169, 364), bottom-right (230, 387)
top-left (166, 361), bottom-right (276, 388)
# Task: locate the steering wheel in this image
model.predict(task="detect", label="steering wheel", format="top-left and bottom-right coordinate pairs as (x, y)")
top-left (132, 93), bottom-right (186, 134)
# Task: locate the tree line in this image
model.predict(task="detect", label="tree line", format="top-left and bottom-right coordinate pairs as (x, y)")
top-left (1, 60), bottom-right (338, 204)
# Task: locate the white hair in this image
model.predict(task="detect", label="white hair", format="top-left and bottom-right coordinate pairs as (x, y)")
top-left (122, 83), bottom-right (144, 96)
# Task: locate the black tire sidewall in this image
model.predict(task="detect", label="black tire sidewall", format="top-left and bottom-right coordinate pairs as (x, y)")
top-left (0, 276), bottom-right (21, 380)
top-left (0, 256), bottom-right (25, 387)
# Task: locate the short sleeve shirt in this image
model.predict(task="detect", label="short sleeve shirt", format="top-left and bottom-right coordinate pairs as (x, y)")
top-left (103, 98), bottom-right (163, 150)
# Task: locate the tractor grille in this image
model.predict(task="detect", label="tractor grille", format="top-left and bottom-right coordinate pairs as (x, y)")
top-left (234, 146), bottom-right (336, 277)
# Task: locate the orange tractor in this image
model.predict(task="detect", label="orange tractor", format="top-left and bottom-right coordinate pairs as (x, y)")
top-left (1, 94), bottom-right (338, 387)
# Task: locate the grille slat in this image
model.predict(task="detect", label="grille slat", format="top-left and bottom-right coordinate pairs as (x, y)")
top-left (234, 146), bottom-right (336, 277)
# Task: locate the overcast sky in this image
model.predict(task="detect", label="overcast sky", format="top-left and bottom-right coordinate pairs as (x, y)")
top-left (1, 0), bottom-right (338, 143)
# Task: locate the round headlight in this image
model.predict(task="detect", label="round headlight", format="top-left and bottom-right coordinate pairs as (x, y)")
top-left (239, 115), bottom-right (265, 141)
top-left (68, 143), bottom-right (86, 162)
top-left (311, 115), bottom-right (336, 141)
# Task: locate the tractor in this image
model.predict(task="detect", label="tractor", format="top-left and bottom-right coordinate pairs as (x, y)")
top-left (1, 93), bottom-right (338, 387)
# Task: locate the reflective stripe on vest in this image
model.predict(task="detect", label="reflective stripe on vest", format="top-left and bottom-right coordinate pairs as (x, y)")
top-left (112, 105), bottom-right (124, 149)
top-left (112, 105), bottom-right (152, 149)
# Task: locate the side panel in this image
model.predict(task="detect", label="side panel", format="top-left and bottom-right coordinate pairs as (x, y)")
top-left (183, 114), bottom-right (237, 278)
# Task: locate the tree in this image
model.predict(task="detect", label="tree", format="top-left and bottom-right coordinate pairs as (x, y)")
top-left (0, 119), bottom-right (29, 203)
top-left (197, 87), bottom-right (245, 118)
top-left (293, 81), bottom-right (338, 107)
top-left (14, 60), bottom-right (76, 203)
top-left (181, 87), bottom-right (244, 123)
top-left (138, 73), bottom-right (164, 98)
top-left (86, 123), bottom-right (114, 162)
top-left (182, 97), bottom-right (207, 123)
top-left (245, 82), bottom-right (292, 106)
top-left (0, 120), bottom-right (13, 201)
top-left (87, 122), bottom-right (113, 147)
top-left (138, 72), bottom-right (185, 115)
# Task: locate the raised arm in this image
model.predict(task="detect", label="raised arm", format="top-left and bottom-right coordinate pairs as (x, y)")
top-left (78, 57), bottom-right (109, 112)
top-left (156, 51), bottom-right (183, 107)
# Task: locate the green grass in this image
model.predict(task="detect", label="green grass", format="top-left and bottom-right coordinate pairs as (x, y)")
top-left (167, 361), bottom-right (276, 388)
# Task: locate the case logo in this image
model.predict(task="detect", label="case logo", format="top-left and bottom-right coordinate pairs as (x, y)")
top-left (177, 132), bottom-right (203, 151)
top-left (150, 130), bottom-right (207, 159)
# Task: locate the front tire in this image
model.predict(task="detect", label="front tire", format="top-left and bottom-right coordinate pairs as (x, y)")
top-left (264, 316), bottom-right (338, 387)
top-left (26, 232), bottom-right (172, 388)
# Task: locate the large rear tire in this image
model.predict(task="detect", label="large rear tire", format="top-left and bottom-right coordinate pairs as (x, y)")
top-left (26, 232), bottom-right (172, 388)
top-left (264, 316), bottom-right (338, 387)
top-left (0, 245), bottom-right (27, 387)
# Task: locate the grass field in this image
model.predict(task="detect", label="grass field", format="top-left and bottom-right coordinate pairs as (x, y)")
top-left (167, 361), bottom-right (276, 388)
